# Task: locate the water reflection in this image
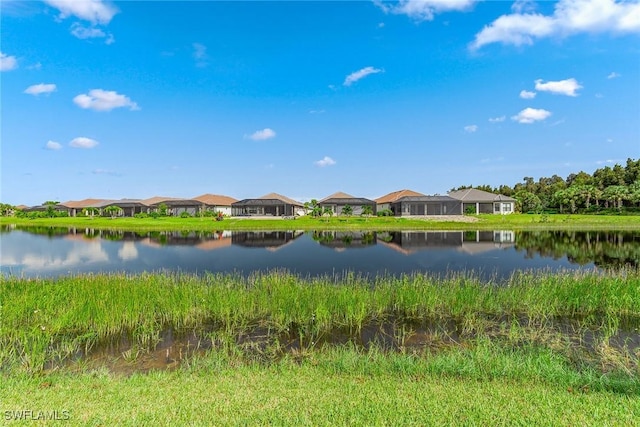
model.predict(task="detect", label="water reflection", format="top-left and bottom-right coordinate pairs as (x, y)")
top-left (1, 226), bottom-right (638, 279)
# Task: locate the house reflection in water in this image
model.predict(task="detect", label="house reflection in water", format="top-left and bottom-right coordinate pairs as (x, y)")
top-left (232, 231), bottom-right (304, 250)
top-left (377, 231), bottom-right (515, 255)
top-left (312, 231), bottom-right (377, 250)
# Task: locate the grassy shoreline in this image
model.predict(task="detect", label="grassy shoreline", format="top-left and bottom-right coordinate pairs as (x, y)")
top-left (3, 213), bottom-right (640, 232)
top-left (2, 270), bottom-right (639, 424)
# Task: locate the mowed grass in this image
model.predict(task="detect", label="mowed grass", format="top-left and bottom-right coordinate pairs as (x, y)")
top-left (2, 213), bottom-right (640, 232)
top-left (1, 347), bottom-right (639, 426)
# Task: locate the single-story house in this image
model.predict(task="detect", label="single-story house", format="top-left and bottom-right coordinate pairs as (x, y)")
top-left (97, 199), bottom-right (148, 217)
top-left (448, 189), bottom-right (516, 214)
top-left (375, 189), bottom-right (425, 214)
top-left (192, 194), bottom-right (238, 216)
top-left (57, 199), bottom-right (108, 216)
top-left (143, 196), bottom-right (203, 216)
top-left (231, 193), bottom-right (304, 217)
top-left (388, 195), bottom-right (462, 216)
top-left (318, 192), bottom-right (377, 216)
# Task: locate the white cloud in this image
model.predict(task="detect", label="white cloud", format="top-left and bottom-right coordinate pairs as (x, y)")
top-left (519, 90), bottom-right (536, 99)
top-left (70, 22), bottom-right (113, 43)
top-left (376, 0), bottom-right (476, 22)
top-left (464, 125), bottom-right (478, 133)
top-left (45, 140), bottom-right (62, 150)
top-left (343, 66), bottom-right (383, 86)
top-left (315, 156), bottom-right (336, 167)
top-left (43, 0), bottom-right (118, 25)
top-left (0, 52), bottom-right (18, 71)
top-left (193, 43), bottom-right (208, 67)
top-left (471, 0), bottom-right (640, 50)
top-left (70, 137), bottom-right (99, 149)
top-left (309, 109), bottom-right (326, 114)
top-left (247, 128), bottom-right (276, 141)
top-left (607, 71), bottom-right (621, 79)
top-left (596, 159), bottom-right (617, 164)
top-left (511, 0), bottom-right (538, 13)
top-left (24, 83), bottom-right (57, 96)
top-left (511, 107), bottom-right (552, 124)
top-left (71, 23), bottom-right (105, 39)
top-left (27, 62), bottom-right (42, 70)
top-left (73, 89), bottom-right (139, 111)
top-left (488, 116), bottom-right (506, 122)
top-left (534, 78), bottom-right (582, 96)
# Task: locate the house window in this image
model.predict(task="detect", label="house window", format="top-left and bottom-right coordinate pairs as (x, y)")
top-left (502, 203), bottom-right (512, 213)
top-left (494, 203), bottom-right (501, 213)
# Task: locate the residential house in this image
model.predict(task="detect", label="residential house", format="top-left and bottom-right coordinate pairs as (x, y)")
top-left (57, 199), bottom-right (107, 216)
top-left (388, 195), bottom-right (462, 216)
top-left (193, 194), bottom-right (238, 216)
top-left (448, 188), bottom-right (516, 214)
top-left (143, 196), bottom-right (202, 216)
top-left (375, 189), bottom-right (425, 214)
top-left (98, 199), bottom-right (148, 217)
top-left (231, 193), bottom-right (304, 217)
top-left (317, 192), bottom-right (377, 216)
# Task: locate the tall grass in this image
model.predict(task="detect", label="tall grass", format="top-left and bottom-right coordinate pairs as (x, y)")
top-left (1, 269), bottom-right (639, 375)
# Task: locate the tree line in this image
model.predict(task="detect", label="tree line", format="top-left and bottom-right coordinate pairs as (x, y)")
top-left (452, 158), bottom-right (640, 214)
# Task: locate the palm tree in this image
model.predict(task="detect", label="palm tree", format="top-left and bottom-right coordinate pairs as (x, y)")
top-left (83, 207), bottom-right (99, 219)
top-left (104, 205), bottom-right (123, 219)
top-left (322, 206), bottom-right (333, 222)
top-left (361, 205), bottom-right (373, 221)
top-left (341, 204), bottom-right (353, 217)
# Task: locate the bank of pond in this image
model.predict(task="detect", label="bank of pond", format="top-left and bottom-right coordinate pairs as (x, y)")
top-left (1, 270), bottom-right (639, 393)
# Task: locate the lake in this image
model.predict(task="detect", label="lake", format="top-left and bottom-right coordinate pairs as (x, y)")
top-left (1, 226), bottom-right (638, 280)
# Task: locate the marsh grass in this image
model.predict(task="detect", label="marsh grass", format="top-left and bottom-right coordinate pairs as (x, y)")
top-left (1, 269), bottom-right (639, 382)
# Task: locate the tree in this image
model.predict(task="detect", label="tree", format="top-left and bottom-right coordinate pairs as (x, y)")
top-left (322, 206), bottom-right (333, 222)
top-left (515, 191), bottom-right (542, 213)
top-left (104, 205), bottom-right (123, 219)
top-left (157, 203), bottom-right (169, 216)
top-left (83, 207), bottom-right (99, 219)
top-left (361, 205), bottom-right (373, 221)
top-left (341, 204), bottom-right (353, 217)
top-left (0, 203), bottom-right (15, 216)
top-left (603, 185), bottom-right (629, 210)
top-left (43, 201), bottom-right (60, 218)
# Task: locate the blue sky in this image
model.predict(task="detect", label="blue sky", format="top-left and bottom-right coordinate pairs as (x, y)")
top-left (1, 0), bottom-right (639, 206)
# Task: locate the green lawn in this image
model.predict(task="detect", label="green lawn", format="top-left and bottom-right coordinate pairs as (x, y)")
top-left (2, 213), bottom-right (640, 232)
top-left (2, 349), bottom-right (638, 426)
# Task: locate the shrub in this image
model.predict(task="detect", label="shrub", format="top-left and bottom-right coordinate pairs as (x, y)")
top-left (180, 211), bottom-right (192, 218)
top-left (134, 212), bottom-right (149, 219)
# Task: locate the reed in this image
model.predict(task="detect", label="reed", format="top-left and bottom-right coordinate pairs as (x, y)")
top-left (1, 269), bottom-right (639, 375)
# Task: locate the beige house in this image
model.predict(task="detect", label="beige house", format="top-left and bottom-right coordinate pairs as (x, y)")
top-left (448, 189), bottom-right (516, 214)
top-left (193, 194), bottom-right (238, 216)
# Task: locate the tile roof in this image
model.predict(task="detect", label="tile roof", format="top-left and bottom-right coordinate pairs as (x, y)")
top-left (375, 189), bottom-right (425, 204)
top-left (193, 194), bottom-right (238, 206)
top-left (59, 198), bottom-right (108, 208)
top-left (319, 192), bottom-right (355, 202)
top-left (258, 192), bottom-right (303, 206)
top-left (448, 188), bottom-right (516, 202)
top-left (140, 196), bottom-right (178, 205)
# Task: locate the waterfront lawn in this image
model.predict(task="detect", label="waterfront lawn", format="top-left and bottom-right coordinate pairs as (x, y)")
top-left (2, 213), bottom-right (640, 231)
top-left (2, 351), bottom-right (639, 426)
